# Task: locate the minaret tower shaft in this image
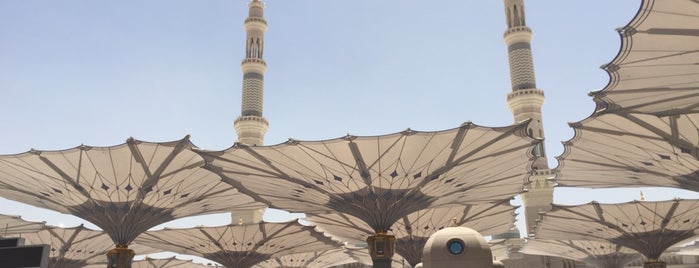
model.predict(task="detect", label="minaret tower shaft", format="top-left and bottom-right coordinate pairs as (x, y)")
top-left (234, 0), bottom-right (269, 146)
top-left (501, 0), bottom-right (554, 235)
top-left (231, 0), bottom-right (269, 225)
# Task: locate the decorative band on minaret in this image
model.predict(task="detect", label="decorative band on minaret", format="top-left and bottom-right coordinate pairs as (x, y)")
top-left (234, 0), bottom-right (269, 146)
top-left (501, 0), bottom-right (554, 236)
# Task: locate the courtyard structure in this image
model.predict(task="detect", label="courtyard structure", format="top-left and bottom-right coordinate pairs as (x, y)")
top-left (533, 199), bottom-right (699, 268)
top-left (307, 200), bottom-right (516, 267)
top-left (13, 224), bottom-right (157, 268)
top-left (522, 239), bottom-right (642, 268)
top-left (135, 220), bottom-right (340, 268)
top-left (0, 214), bottom-right (45, 236)
top-left (0, 137), bottom-right (263, 267)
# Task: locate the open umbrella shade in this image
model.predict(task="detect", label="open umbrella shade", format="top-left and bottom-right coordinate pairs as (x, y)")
top-left (131, 256), bottom-right (215, 268)
top-left (135, 221), bottom-right (340, 268)
top-left (626, 255), bottom-right (692, 268)
top-left (15, 224), bottom-right (157, 268)
top-left (557, 0), bottom-right (699, 193)
top-left (0, 137), bottom-right (262, 247)
top-left (522, 239), bottom-right (642, 268)
top-left (307, 200), bottom-right (516, 267)
top-left (345, 247), bottom-right (410, 268)
top-left (197, 123), bottom-right (536, 232)
top-left (0, 214), bottom-right (45, 237)
top-left (592, 0), bottom-right (699, 115)
top-left (252, 249), bottom-right (356, 268)
top-left (557, 113), bottom-right (699, 190)
top-left (533, 199), bottom-right (699, 261)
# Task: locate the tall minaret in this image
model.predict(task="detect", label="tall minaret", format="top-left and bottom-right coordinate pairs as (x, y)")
top-left (501, 0), bottom-right (554, 235)
top-left (234, 0), bottom-right (269, 146)
top-left (231, 0), bottom-right (269, 225)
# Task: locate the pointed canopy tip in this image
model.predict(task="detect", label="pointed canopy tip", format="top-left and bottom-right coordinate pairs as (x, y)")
top-left (342, 133), bottom-right (357, 141)
top-left (77, 144), bottom-right (92, 151)
top-left (401, 128), bottom-right (416, 136)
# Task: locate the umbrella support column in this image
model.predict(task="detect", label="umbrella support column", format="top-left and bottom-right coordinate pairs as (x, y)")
top-left (643, 259), bottom-right (666, 268)
top-left (367, 231), bottom-right (396, 268)
top-left (107, 245), bottom-right (135, 268)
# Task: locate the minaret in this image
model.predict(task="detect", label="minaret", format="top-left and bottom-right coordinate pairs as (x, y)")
top-left (234, 0), bottom-right (269, 146)
top-left (231, 0), bottom-right (269, 225)
top-left (501, 0), bottom-right (554, 235)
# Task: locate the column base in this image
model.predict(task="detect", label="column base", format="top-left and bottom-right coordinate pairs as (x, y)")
top-left (367, 231), bottom-right (396, 268)
top-left (107, 245), bottom-right (135, 268)
top-left (643, 259), bottom-right (666, 268)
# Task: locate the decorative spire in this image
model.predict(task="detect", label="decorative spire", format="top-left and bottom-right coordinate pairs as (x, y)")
top-left (234, 0), bottom-right (269, 146)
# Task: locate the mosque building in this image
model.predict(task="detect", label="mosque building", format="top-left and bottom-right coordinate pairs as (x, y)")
top-left (230, 0), bottom-right (561, 267)
top-left (1, 0), bottom-right (698, 267)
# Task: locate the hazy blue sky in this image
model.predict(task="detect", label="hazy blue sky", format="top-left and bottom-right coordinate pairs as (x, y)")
top-left (1, 0), bottom-right (697, 262)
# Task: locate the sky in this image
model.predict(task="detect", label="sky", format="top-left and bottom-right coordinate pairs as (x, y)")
top-left (1, 0), bottom-right (698, 263)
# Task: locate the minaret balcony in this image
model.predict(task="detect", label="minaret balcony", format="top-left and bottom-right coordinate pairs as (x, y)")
top-left (504, 27), bottom-right (533, 44)
top-left (244, 17), bottom-right (267, 25)
top-left (504, 26), bottom-right (531, 36)
top-left (241, 58), bottom-right (267, 66)
top-left (234, 115), bottom-right (269, 125)
top-left (506, 88), bottom-right (545, 118)
top-left (244, 18), bottom-right (268, 32)
top-left (506, 88), bottom-right (544, 100)
top-left (241, 58), bottom-right (267, 74)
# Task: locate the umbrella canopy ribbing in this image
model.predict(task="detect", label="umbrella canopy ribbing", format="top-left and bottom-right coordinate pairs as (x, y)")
top-left (556, 0), bottom-right (699, 191)
top-left (307, 200), bottom-right (516, 267)
top-left (522, 239), bottom-right (642, 268)
top-left (533, 199), bottom-right (699, 260)
top-left (131, 256), bottom-right (215, 268)
top-left (0, 137), bottom-right (263, 246)
top-left (0, 214), bottom-right (45, 237)
top-left (135, 221), bottom-right (340, 268)
top-left (592, 0), bottom-right (699, 115)
top-left (15, 224), bottom-right (158, 268)
top-left (556, 113), bottom-right (699, 190)
top-left (197, 123), bottom-right (536, 232)
top-left (252, 248), bottom-right (356, 268)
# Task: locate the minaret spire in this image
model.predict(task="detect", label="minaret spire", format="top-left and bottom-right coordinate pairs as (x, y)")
top-left (501, 0), bottom-right (554, 235)
top-left (234, 0), bottom-right (269, 146)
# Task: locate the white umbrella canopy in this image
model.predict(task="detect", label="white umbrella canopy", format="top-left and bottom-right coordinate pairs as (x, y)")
top-left (130, 256), bottom-right (217, 268)
top-left (522, 239), bottom-right (642, 268)
top-left (556, 0), bottom-right (699, 192)
top-left (307, 200), bottom-right (517, 267)
top-left (592, 0), bottom-right (699, 115)
top-left (533, 199), bottom-right (699, 260)
top-left (0, 136), bottom-right (263, 246)
top-left (0, 214), bottom-right (45, 237)
top-left (13, 224), bottom-right (158, 268)
top-left (556, 113), bottom-right (699, 190)
top-left (135, 220), bottom-right (341, 268)
top-left (197, 123), bottom-right (537, 232)
top-left (251, 248), bottom-right (356, 268)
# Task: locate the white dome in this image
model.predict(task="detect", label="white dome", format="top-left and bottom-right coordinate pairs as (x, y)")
top-left (422, 227), bottom-right (493, 268)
